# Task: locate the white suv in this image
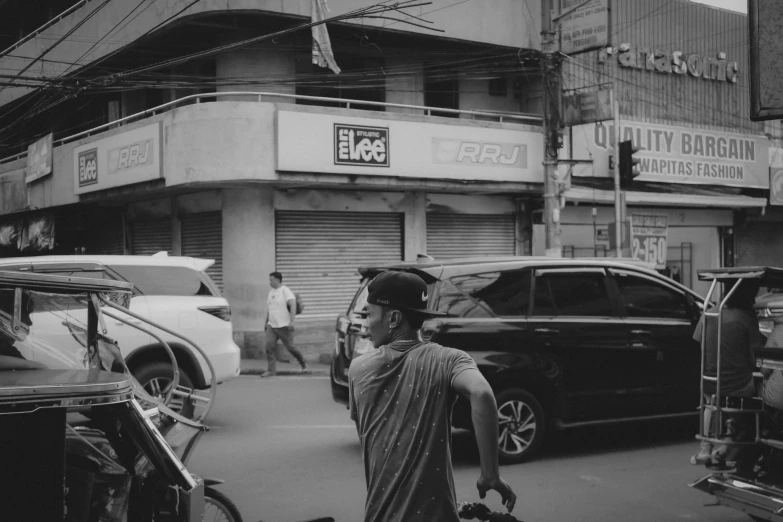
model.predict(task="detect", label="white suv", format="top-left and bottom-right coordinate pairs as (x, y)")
top-left (0, 254), bottom-right (241, 397)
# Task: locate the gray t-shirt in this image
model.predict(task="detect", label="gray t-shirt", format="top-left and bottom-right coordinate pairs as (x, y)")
top-left (348, 341), bottom-right (477, 522)
top-left (692, 307), bottom-right (761, 395)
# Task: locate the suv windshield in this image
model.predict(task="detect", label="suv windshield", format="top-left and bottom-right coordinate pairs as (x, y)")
top-left (110, 265), bottom-right (216, 297)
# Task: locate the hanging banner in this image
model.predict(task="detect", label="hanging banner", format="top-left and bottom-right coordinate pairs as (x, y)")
top-left (25, 133), bottom-right (53, 184)
top-left (630, 214), bottom-right (668, 269)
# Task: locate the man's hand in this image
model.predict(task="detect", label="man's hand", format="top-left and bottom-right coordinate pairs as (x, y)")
top-left (287, 324), bottom-right (295, 332)
top-left (477, 474), bottom-right (516, 512)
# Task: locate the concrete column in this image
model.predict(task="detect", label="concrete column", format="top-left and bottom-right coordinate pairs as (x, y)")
top-left (222, 186), bottom-right (276, 358)
top-left (170, 196), bottom-right (182, 256)
top-left (215, 44), bottom-right (296, 104)
top-left (385, 56), bottom-right (424, 115)
top-left (403, 191), bottom-right (427, 261)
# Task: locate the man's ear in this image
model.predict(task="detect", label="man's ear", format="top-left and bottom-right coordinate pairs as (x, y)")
top-left (389, 309), bottom-right (404, 329)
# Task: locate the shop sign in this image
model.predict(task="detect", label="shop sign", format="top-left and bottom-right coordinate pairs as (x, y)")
top-left (277, 110), bottom-right (543, 183)
top-left (559, 0), bottom-right (609, 55)
top-left (431, 139), bottom-right (526, 168)
top-left (334, 124), bottom-right (389, 167)
top-left (73, 122), bottom-right (162, 195)
top-left (25, 133), bottom-right (53, 184)
top-left (630, 214), bottom-right (668, 269)
top-left (770, 168), bottom-right (783, 206)
top-left (568, 120), bottom-right (770, 189)
top-left (614, 44), bottom-right (739, 83)
top-left (563, 89), bottom-right (613, 126)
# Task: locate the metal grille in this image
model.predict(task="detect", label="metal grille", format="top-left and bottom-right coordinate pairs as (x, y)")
top-left (130, 220), bottom-right (171, 256)
top-left (181, 212), bottom-right (223, 291)
top-left (426, 214), bottom-right (515, 259)
top-left (275, 211), bottom-right (403, 320)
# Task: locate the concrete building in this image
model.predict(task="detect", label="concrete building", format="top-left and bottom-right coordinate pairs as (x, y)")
top-left (0, 1), bottom-right (545, 359)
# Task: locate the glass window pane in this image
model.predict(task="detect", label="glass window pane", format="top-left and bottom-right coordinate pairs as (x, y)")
top-left (533, 272), bottom-right (612, 316)
top-left (614, 272), bottom-right (689, 319)
top-left (110, 265), bottom-right (210, 296)
top-left (440, 270), bottom-right (530, 317)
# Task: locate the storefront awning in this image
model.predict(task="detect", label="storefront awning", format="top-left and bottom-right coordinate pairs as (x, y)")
top-left (564, 186), bottom-right (767, 208)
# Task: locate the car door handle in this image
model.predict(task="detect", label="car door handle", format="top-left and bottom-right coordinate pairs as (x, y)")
top-left (534, 328), bottom-right (559, 336)
top-left (630, 330), bottom-right (652, 337)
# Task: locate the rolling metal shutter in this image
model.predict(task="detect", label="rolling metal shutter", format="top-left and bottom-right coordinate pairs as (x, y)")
top-left (181, 212), bottom-right (223, 291)
top-left (276, 211), bottom-right (403, 319)
top-left (130, 220), bottom-right (171, 256)
top-left (426, 214), bottom-right (516, 259)
top-left (735, 221), bottom-right (783, 267)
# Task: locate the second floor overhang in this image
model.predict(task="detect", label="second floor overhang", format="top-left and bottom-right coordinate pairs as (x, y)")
top-left (0, 94), bottom-right (544, 214)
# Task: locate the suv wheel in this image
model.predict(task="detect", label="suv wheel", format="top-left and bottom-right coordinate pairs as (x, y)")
top-left (495, 388), bottom-right (546, 464)
top-left (134, 362), bottom-right (195, 418)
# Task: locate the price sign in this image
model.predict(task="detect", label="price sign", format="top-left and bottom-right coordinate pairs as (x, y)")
top-left (630, 214), bottom-right (668, 268)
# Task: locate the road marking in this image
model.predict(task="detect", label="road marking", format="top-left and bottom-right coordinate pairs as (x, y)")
top-left (271, 424), bottom-right (355, 429)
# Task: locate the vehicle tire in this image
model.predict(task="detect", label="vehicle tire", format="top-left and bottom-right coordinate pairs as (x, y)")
top-left (495, 388), bottom-right (546, 464)
top-left (133, 362), bottom-right (195, 417)
top-left (204, 486), bottom-right (244, 522)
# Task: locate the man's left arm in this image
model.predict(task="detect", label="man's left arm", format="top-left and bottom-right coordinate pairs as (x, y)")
top-left (286, 299), bottom-right (296, 331)
top-left (453, 367), bottom-right (516, 512)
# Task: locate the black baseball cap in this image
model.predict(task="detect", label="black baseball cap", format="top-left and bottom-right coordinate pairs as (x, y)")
top-left (366, 271), bottom-right (445, 316)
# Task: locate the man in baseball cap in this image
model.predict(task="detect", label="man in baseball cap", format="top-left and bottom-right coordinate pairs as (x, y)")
top-left (348, 270), bottom-right (516, 522)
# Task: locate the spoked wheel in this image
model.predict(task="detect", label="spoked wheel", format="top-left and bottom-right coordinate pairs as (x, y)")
top-left (495, 388), bottom-right (546, 464)
top-left (204, 486), bottom-right (243, 522)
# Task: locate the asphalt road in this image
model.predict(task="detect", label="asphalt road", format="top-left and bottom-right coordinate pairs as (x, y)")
top-left (188, 375), bottom-right (750, 522)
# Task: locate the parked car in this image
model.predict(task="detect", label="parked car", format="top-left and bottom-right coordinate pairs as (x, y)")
top-left (331, 256), bottom-right (705, 463)
top-left (0, 254), bottom-right (241, 407)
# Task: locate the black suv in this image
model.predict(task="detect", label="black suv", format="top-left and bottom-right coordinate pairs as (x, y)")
top-left (331, 257), bottom-right (704, 463)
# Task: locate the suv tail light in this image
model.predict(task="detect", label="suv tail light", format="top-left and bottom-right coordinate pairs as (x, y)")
top-left (421, 319), bottom-right (443, 341)
top-left (198, 305), bottom-right (231, 321)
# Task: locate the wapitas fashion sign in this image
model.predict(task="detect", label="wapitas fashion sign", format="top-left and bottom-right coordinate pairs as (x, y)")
top-left (73, 122), bottom-right (163, 195)
top-left (277, 110), bottom-right (543, 183)
top-left (569, 121), bottom-right (770, 189)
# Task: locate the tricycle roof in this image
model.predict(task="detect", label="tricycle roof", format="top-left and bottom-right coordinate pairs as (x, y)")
top-left (0, 270), bottom-right (134, 294)
top-left (698, 266), bottom-right (783, 286)
top-left (0, 369), bottom-right (133, 405)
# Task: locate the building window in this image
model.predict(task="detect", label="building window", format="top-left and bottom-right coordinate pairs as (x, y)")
top-left (295, 54), bottom-right (386, 111)
top-left (489, 77), bottom-right (507, 97)
top-left (424, 75), bottom-right (459, 118)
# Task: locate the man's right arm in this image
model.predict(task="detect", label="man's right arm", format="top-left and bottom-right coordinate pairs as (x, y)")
top-left (452, 368), bottom-right (516, 512)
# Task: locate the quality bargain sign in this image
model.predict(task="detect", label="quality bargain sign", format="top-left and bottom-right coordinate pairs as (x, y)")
top-left (569, 121), bottom-right (770, 189)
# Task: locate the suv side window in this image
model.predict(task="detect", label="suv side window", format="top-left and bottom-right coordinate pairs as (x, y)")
top-left (611, 270), bottom-right (690, 320)
top-left (532, 269), bottom-right (612, 316)
top-left (438, 269), bottom-right (531, 317)
top-left (109, 265), bottom-right (215, 297)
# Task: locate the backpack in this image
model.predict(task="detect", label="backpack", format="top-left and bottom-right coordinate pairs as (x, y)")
top-left (293, 291), bottom-right (305, 315)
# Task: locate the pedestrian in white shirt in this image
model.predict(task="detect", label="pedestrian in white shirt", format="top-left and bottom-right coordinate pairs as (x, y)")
top-left (262, 272), bottom-right (308, 377)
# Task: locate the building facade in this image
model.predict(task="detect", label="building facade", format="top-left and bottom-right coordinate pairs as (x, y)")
top-left (558, 0), bottom-right (776, 297)
top-left (0, 0), bottom-right (545, 357)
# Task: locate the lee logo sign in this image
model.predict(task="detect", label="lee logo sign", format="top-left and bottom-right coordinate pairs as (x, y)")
top-left (78, 148), bottom-right (98, 187)
top-left (73, 122), bottom-right (162, 195)
top-left (334, 124), bottom-right (389, 167)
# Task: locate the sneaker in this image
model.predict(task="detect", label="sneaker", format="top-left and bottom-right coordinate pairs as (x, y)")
top-left (260, 370), bottom-right (277, 378)
top-left (301, 365), bottom-right (311, 374)
top-left (690, 452), bottom-right (711, 465)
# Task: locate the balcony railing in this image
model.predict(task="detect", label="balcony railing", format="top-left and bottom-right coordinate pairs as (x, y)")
top-left (0, 91), bottom-right (543, 166)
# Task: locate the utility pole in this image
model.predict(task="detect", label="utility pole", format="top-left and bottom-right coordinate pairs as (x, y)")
top-left (541, 0), bottom-right (564, 257)
top-left (613, 94), bottom-right (622, 257)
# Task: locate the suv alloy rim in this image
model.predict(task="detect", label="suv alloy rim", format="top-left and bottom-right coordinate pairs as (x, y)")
top-left (144, 377), bottom-right (185, 412)
top-left (497, 399), bottom-right (537, 455)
